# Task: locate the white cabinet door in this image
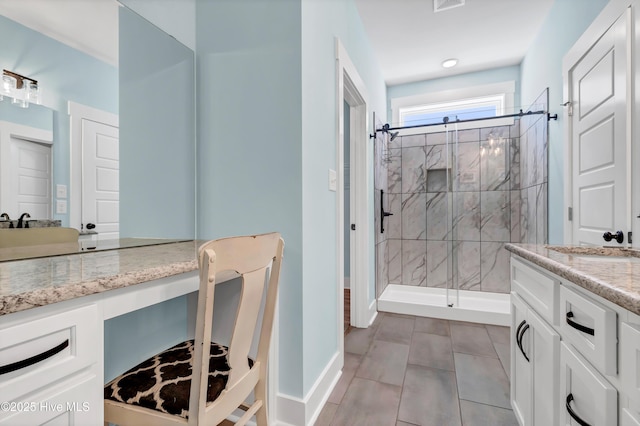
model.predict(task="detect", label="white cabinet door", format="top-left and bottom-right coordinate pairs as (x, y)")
top-left (528, 309), bottom-right (560, 426)
top-left (621, 322), bottom-right (640, 410)
top-left (511, 293), bottom-right (532, 426)
top-left (559, 342), bottom-right (617, 426)
top-left (570, 10), bottom-right (629, 246)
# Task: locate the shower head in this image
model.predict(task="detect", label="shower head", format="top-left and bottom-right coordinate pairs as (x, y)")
top-left (380, 124), bottom-right (399, 141)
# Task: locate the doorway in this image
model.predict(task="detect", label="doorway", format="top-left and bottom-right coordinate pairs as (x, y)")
top-left (336, 38), bottom-right (372, 353)
top-left (343, 99), bottom-right (352, 334)
top-left (69, 101), bottom-right (119, 239)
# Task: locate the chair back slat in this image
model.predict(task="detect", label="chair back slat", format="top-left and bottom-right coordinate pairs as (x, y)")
top-left (227, 267), bottom-right (267, 387)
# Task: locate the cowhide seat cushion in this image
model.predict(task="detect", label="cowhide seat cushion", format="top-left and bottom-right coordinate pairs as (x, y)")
top-left (104, 340), bottom-right (253, 419)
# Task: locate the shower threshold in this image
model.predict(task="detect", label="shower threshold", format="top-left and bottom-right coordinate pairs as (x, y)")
top-left (378, 284), bottom-right (510, 326)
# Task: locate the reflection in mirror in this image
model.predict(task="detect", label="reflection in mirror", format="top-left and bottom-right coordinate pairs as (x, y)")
top-left (119, 5), bottom-right (195, 240)
top-left (0, 3), bottom-right (118, 231)
top-left (0, 101), bottom-right (53, 222)
top-left (0, 2), bottom-right (196, 261)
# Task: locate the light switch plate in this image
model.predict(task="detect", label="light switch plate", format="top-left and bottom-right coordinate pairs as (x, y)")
top-left (56, 184), bottom-right (67, 199)
top-left (56, 200), bottom-right (67, 214)
top-left (328, 169), bottom-right (337, 192)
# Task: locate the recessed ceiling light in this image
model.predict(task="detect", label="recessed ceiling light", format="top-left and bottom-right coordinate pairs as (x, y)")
top-left (442, 58), bottom-right (458, 68)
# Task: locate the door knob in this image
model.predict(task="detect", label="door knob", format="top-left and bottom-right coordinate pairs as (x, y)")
top-left (86, 223), bottom-right (96, 230)
top-left (602, 230), bottom-right (623, 244)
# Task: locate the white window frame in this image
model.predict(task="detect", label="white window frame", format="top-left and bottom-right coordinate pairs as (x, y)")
top-left (390, 81), bottom-right (516, 135)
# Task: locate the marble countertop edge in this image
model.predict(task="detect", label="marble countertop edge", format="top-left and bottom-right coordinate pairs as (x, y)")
top-left (505, 243), bottom-right (640, 315)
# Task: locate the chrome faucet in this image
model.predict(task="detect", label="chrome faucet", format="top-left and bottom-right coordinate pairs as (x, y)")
top-left (17, 212), bottom-right (30, 228)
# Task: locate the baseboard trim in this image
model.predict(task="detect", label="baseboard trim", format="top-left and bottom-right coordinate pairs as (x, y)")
top-left (276, 351), bottom-right (342, 426)
top-left (368, 299), bottom-right (377, 325)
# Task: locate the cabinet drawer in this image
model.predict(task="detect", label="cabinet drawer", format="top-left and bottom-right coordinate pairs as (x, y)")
top-left (0, 304), bottom-right (99, 403)
top-left (560, 342), bottom-right (617, 426)
top-left (559, 285), bottom-right (617, 375)
top-left (621, 322), bottom-right (640, 410)
top-left (0, 371), bottom-right (100, 425)
top-left (511, 257), bottom-right (559, 325)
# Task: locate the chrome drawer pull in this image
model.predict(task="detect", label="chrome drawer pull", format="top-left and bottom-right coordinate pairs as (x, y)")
top-left (566, 312), bottom-right (595, 336)
top-left (0, 339), bottom-right (69, 375)
top-left (566, 393), bottom-right (591, 426)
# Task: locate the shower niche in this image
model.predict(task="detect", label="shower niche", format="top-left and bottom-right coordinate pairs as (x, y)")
top-left (374, 90), bottom-right (549, 325)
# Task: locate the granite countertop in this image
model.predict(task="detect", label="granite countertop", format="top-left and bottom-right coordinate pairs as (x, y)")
top-left (0, 240), bottom-right (202, 316)
top-left (505, 243), bottom-right (640, 316)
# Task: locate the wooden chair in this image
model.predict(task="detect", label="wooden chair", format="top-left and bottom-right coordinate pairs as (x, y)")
top-left (104, 232), bottom-right (284, 426)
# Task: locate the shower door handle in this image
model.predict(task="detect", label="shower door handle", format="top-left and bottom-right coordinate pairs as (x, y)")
top-left (380, 189), bottom-right (393, 233)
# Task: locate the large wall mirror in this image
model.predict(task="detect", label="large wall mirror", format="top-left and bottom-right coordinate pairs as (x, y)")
top-left (0, 0), bottom-right (195, 255)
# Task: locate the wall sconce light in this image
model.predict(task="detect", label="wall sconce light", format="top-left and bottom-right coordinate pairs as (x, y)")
top-left (1, 69), bottom-right (40, 108)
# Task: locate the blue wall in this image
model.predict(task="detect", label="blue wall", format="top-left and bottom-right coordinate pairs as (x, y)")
top-left (0, 15), bottom-right (117, 225)
top-left (300, 0), bottom-right (386, 393)
top-left (195, 0), bottom-right (386, 398)
top-left (520, 0), bottom-right (608, 244)
top-left (195, 0), bottom-right (304, 396)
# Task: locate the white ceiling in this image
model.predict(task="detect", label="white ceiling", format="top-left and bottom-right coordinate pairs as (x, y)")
top-left (354, 0), bottom-right (555, 85)
top-left (0, 0), bottom-right (118, 66)
top-left (2, 0), bottom-right (554, 85)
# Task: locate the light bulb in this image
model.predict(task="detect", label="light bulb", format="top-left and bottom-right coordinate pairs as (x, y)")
top-left (2, 74), bottom-right (16, 97)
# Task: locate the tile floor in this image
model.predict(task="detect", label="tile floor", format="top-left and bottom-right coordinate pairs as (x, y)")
top-left (315, 312), bottom-right (517, 426)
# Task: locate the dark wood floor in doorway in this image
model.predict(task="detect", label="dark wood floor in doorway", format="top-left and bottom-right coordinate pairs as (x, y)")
top-left (344, 289), bottom-right (352, 335)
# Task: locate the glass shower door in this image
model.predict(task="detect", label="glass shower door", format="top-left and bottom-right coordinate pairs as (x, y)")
top-left (445, 125), bottom-right (459, 308)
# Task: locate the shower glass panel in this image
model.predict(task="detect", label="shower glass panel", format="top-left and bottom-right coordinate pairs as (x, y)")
top-left (375, 89), bottom-right (549, 317)
top-left (445, 125), bottom-right (457, 308)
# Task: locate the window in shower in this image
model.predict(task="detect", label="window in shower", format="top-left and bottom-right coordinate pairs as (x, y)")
top-left (399, 94), bottom-right (504, 127)
top-left (390, 80), bottom-right (515, 134)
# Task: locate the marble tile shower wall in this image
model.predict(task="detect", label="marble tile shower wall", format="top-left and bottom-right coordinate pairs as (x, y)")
top-left (383, 123), bottom-right (522, 294)
top-left (519, 90), bottom-right (548, 246)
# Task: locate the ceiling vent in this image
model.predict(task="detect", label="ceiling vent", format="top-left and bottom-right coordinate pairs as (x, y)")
top-left (434, 0), bottom-right (465, 13)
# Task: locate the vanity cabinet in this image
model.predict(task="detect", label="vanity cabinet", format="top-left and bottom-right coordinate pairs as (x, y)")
top-left (511, 288), bottom-right (560, 426)
top-left (510, 255), bottom-right (640, 426)
top-left (0, 303), bottom-right (102, 425)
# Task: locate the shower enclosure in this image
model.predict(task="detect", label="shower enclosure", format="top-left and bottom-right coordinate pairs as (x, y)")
top-left (374, 90), bottom-right (549, 325)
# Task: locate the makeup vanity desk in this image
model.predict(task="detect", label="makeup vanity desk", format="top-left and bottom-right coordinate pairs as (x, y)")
top-left (0, 239), bottom-right (221, 425)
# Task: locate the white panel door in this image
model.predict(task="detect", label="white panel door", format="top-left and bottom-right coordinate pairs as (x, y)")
top-left (528, 308), bottom-right (560, 426)
top-left (7, 137), bottom-right (51, 219)
top-left (571, 12), bottom-right (628, 246)
top-left (511, 293), bottom-right (532, 426)
top-left (81, 119), bottom-right (119, 240)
